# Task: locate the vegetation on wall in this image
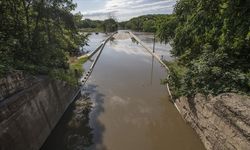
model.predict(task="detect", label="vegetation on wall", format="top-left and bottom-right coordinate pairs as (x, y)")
top-left (159, 0), bottom-right (250, 98)
top-left (0, 0), bottom-right (88, 84)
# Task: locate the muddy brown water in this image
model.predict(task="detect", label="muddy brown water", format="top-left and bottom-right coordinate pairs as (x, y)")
top-left (41, 31), bottom-right (205, 150)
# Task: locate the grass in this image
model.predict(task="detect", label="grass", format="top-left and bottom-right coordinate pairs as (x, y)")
top-left (49, 56), bottom-right (89, 86)
top-left (0, 55), bottom-right (89, 86)
top-left (49, 69), bottom-right (79, 86)
top-left (163, 60), bottom-right (188, 99)
top-left (70, 56), bottom-right (88, 75)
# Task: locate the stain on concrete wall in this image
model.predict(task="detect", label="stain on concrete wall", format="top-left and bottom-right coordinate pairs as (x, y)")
top-left (175, 93), bottom-right (250, 150)
top-left (0, 73), bottom-right (78, 150)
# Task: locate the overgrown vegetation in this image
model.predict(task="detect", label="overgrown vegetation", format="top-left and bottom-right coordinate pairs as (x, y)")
top-left (0, 0), bottom-right (88, 84)
top-left (163, 61), bottom-right (187, 99)
top-left (70, 56), bottom-right (88, 75)
top-left (160, 0), bottom-right (250, 98)
top-left (48, 56), bottom-right (88, 85)
top-left (49, 69), bottom-right (79, 86)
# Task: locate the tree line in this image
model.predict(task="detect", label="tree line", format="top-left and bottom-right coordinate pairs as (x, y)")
top-left (0, 0), bottom-right (87, 82)
top-left (119, 14), bottom-right (173, 33)
top-left (74, 13), bottom-right (118, 33)
top-left (158, 0), bottom-right (250, 98)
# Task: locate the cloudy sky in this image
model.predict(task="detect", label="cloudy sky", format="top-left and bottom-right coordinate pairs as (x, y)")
top-left (73, 0), bottom-right (177, 21)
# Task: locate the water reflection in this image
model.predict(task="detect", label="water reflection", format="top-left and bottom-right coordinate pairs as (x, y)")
top-left (41, 85), bottom-right (105, 150)
top-left (133, 32), bottom-right (174, 61)
top-left (82, 33), bottom-right (109, 53)
top-left (150, 56), bottom-right (154, 85)
top-left (82, 31), bottom-right (205, 150)
top-left (82, 85), bottom-right (107, 150)
top-left (41, 31), bottom-right (205, 150)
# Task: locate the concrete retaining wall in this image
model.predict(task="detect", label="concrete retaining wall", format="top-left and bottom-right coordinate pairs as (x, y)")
top-left (0, 74), bottom-right (78, 150)
top-left (0, 71), bottom-right (33, 102)
top-left (175, 93), bottom-right (250, 150)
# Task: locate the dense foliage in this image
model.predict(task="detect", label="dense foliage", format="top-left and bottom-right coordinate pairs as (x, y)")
top-left (120, 14), bottom-right (173, 33)
top-left (102, 18), bottom-right (118, 32)
top-left (160, 0), bottom-right (250, 98)
top-left (0, 0), bottom-right (87, 81)
top-left (75, 14), bottom-right (118, 33)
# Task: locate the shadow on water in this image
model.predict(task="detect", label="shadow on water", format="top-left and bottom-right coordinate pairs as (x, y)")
top-left (82, 84), bottom-right (107, 150)
top-left (41, 31), bottom-right (205, 150)
top-left (40, 84), bottom-right (106, 150)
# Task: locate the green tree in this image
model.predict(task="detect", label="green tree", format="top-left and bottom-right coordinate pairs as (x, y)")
top-left (159, 0), bottom-right (250, 97)
top-left (102, 18), bottom-right (118, 32)
top-left (124, 14), bottom-right (173, 32)
top-left (0, 0), bottom-right (87, 76)
top-left (142, 20), bottom-right (156, 32)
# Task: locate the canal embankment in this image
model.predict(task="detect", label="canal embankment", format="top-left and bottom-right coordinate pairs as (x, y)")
top-left (129, 31), bottom-right (250, 150)
top-left (41, 31), bottom-right (206, 150)
top-left (0, 71), bottom-right (78, 150)
top-left (175, 93), bottom-right (250, 150)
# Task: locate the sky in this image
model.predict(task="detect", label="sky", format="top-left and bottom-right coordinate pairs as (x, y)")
top-left (72, 0), bottom-right (177, 21)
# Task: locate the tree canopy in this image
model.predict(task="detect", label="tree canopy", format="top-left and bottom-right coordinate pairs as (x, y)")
top-left (75, 15), bottom-right (118, 33)
top-left (120, 14), bottom-right (172, 33)
top-left (0, 0), bottom-right (87, 76)
top-left (159, 0), bottom-right (250, 97)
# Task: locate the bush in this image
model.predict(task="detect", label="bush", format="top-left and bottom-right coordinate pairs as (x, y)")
top-left (70, 57), bottom-right (88, 75)
top-left (49, 69), bottom-right (79, 86)
top-left (163, 61), bottom-right (187, 99)
top-left (159, 0), bottom-right (250, 98)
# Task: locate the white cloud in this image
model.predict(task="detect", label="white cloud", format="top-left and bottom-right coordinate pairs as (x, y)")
top-left (81, 0), bottom-right (176, 21)
top-left (131, 0), bottom-right (174, 9)
top-left (105, 0), bottom-right (144, 10)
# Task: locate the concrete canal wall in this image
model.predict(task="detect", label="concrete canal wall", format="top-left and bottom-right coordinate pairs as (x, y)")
top-left (0, 72), bottom-right (78, 150)
top-left (175, 93), bottom-right (250, 150)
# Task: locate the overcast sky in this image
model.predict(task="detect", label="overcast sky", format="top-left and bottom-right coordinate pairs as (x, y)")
top-left (72, 0), bottom-right (176, 21)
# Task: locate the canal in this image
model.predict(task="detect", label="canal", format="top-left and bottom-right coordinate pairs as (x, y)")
top-left (41, 31), bottom-right (205, 150)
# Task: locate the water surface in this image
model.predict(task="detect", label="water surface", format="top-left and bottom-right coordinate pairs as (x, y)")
top-left (41, 31), bottom-right (205, 150)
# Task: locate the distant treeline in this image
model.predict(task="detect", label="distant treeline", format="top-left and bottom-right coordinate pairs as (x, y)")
top-left (76, 14), bottom-right (173, 33)
top-left (119, 14), bottom-right (174, 33)
top-left (75, 13), bottom-right (118, 32)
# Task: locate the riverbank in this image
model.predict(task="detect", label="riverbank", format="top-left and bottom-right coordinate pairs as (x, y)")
top-left (120, 31), bottom-right (250, 150)
top-left (162, 60), bottom-right (250, 149)
top-left (174, 93), bottom-right (250, 150)
top-left (164, 61), bottom-right (250, 149)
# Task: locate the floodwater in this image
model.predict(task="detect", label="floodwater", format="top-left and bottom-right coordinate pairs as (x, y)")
top-left (41, 31), bottom-right (205, 150)
top-left (133, 32), bottom-right (174, 61)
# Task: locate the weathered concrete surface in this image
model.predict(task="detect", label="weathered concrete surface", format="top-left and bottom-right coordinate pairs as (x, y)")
top-left (0, 74), bottom-right (78, 150)
top-left (0, 71), bottom-right (37, 102)
top-left (175, 93), bottom-right (250, 150)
